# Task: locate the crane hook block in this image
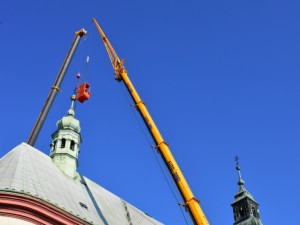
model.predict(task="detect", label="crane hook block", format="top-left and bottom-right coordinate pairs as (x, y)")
top-left (77, 82), bottom-right (91, 103)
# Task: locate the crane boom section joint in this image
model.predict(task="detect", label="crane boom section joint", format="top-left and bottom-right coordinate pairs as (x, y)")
top-left (179, 197), bottom-right (200, 212)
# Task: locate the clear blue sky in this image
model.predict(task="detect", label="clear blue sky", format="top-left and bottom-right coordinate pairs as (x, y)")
top-left (1, 1), bottom-right (299, 224)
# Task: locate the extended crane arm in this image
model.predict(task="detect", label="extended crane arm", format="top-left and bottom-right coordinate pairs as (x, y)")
top-left (92, 18), bottom-right (125, 82)
top-left (93, 18), bottom-right (209, 225)
top-left (27, 28), bottom-right (87, 146)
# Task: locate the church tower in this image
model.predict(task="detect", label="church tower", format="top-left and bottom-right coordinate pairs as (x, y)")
top-left (231, 158), bottom-right (263, 225)
top-left (50, 95), bottom-right (82, 178)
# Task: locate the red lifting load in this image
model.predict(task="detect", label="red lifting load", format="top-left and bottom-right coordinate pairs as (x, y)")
top-left (77, 82), bottom-right (91, 103)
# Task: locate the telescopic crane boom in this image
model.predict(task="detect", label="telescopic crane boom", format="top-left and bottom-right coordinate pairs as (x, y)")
top-left (92, 18), bottom-right (209, 225)
top-left (27, 29), bottom-right (87, 146)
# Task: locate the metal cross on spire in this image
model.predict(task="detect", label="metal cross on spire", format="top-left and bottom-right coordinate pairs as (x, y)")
top-left (235, 156), bottom-right (239, 166)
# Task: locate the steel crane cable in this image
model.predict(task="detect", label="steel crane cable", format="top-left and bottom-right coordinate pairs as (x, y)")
top-left (111, 45), bottom-right (198, 211)
top-left (109, 44), bottom-right (189, 223)
top-left (74, 23), bottom-right (93, 111)
top-left (120, 54), bottom-right (213, 225)
top-left (107, 31), bottom-right (210, 225)
top-left (118, 74), bottom-right (214, 225)
top-left (73, 38), bottom-right (85, 112)
top-left (77, 38), bottom-right (85, 74)
top-left (109, 38), bottom-right (170, 145)
top-left (119, 82), bottom-right (190, 225)
top-left (126, 62), bottom-right (169, 143)
top-left (84, 21), bottom-right (94, 83)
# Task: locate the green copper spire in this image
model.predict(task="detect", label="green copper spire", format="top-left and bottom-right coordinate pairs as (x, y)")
top-left (56, 95), bottom-right (80, 133)
top-left (231, 156), bottom-right (264, 225)
top-left (50, 95), bottom-right (82, 178)
top-left (235, 156), bottom-right (245, 186)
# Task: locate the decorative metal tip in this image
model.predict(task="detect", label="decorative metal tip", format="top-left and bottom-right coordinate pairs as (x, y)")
top-left (68, 95), bottom-right (77, 116)
top-left (70, 95), bottom-right (76, 109)
top-left (238, 178), bottom-right (245, 186)
top-left (235, 156), bottom-right (245, 186)
top-left (235, 156), bottom-right (239, 166)
top-left (71, 95), bottom-right (76, 101)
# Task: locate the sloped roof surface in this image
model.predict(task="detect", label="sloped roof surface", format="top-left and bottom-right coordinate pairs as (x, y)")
top-left (232, 185), bottom-right (256, 205)
top-left (0, 143), bottom-right (163, 225)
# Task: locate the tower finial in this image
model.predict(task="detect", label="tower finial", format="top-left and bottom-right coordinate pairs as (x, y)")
top-left (235, 156), bottom-right (245, 186)
top-left (68, 95), bottom-right (77, 116)
top-left (235, 156), bottom-right (239, 166)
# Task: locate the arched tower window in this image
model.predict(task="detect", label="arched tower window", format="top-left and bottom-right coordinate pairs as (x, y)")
top-left (70, 140), bottom-right (75, 151)
top-left (61, 138), bottom-right (66, 148)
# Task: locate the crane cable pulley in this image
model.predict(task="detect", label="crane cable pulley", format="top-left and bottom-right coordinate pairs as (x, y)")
top-left (76, 29), bottom-right (92, 104)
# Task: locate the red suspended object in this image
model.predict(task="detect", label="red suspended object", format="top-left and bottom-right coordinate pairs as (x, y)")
top-left (77, 82), bottom-right (91, 103)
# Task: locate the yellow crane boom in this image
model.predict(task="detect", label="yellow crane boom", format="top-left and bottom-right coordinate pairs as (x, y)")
top-left (92, 18), bottom-right (209, 225)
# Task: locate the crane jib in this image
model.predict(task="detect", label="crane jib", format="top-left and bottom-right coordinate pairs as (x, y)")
top-left (123, 74), bottom-right (204, 225)
top-left (92, 18), bottom-right (209, 225)
top-left (125, 82), bottom-right (154, 130)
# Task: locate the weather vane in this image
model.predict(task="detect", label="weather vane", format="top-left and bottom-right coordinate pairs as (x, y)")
top-left (235, 156), bottom-right (239, 166)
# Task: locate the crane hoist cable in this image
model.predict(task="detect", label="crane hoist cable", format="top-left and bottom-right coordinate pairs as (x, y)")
top-left (76, 54), bottom-right (91, 104)
top-left (76, 29), bottom-right (92, 104)
top-left (73, 73), bottom-right (81, 111)
top-left (109, 40), bottom-right (189, 223)
top-left (85, 21), bottom-right (94, 82)
top-left (79, 21), bottom-right (93, 84)
top-left (118, 82), bottom-right (190, 225)
top-left (77, 38), bottom-right (84, 74)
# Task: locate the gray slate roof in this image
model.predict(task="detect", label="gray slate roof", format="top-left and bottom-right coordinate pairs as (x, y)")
top-left (0, 143), bottom-right (163, 225)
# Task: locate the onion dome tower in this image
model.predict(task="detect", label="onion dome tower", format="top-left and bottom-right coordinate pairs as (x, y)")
top-left (231, 158), bottom-right (264, 225)
top-left (50, 95), bottom-right (82, 178)
top-left (0, 94), bottom-right (163, 224)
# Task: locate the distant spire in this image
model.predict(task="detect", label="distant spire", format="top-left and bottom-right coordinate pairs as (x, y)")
top-left (231, 156), bottom-right (264, 224)
top-left (235, 156), bottom-right (245, 186)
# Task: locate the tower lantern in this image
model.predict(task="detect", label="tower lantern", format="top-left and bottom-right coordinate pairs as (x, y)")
top-left (50, 95), bottom-right (82, 178)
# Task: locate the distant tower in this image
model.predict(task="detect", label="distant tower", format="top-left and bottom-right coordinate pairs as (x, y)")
top-left (231, 157), bottom-right (263, 225)
top-left (50, 95), bottom-right (82, 178)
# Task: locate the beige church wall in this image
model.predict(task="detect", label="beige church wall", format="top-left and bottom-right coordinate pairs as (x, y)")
top-left (0, 216), bottom-right (35, 225)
